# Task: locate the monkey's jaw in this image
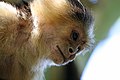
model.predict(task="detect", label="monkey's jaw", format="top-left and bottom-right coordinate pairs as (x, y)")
top-left (56, 45), bottom-right (76, 64)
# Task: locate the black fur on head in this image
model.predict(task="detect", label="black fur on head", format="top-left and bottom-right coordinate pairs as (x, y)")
top-left (68, 0), bottom-right (93, 26)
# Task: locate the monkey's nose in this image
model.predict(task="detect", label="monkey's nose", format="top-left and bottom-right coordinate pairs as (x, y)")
top-left (68, 46), bottom-right (81, 55)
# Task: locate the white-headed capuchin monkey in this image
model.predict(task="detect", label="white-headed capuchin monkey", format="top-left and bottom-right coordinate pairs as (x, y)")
top-left (0, 0), bottom-right (94, 80)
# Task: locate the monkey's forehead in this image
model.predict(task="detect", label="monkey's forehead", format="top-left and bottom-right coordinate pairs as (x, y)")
top-left (31, 0), bottom-right (93, 28)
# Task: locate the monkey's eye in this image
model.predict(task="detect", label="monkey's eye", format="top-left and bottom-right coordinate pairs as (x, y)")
top-left (70, 30), bottom-right (79, 41)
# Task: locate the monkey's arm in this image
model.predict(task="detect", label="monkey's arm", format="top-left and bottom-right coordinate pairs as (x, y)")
top-left (0, 2), bottom-right (33, 80)
top-left (0, 2), bottom-right (21, 80)
top-left (0, 2), bottom-right (19, 54)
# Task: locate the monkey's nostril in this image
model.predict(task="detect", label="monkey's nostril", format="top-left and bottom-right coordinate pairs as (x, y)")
top-left (69, 47), bottom-right (74, 53)
top-left (68, 46), bottom-right (82, 55)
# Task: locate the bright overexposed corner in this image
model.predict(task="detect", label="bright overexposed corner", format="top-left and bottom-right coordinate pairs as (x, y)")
top-left (81, 17), bottom-right (120, 80)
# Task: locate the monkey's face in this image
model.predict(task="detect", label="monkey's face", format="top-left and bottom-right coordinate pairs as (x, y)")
top-left (42, 21), bottom-right (88, 65)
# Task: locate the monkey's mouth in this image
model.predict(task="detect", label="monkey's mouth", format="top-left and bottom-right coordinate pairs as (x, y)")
top-left (56, 45), bottom-right (76, 63)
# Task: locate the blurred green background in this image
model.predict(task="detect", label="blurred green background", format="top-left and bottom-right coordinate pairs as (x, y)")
top-left (2, 0), bottom-right (120, 80)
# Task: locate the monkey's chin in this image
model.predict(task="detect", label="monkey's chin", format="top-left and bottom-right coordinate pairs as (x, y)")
top-left (48, 45), bottom-right (76, 66)
top-left (50, 51), bottom-right (76, 66)
top-left (52, 57), bottom-right (76, 66)
top-left (60, 54), bottom-right (76, 66)
top-left (55, 46), bottom-right (76, 65)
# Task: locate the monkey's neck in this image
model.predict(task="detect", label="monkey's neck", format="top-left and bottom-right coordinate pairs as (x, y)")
top-left (31, 59), bottom-right (53, 80)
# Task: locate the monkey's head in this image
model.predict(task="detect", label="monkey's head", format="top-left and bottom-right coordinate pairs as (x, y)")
top-left (31, 0), bottom-right (94, 65)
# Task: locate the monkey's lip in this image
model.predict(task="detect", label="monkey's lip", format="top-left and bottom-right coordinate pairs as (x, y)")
top-left (56, 45), bottom-right (76, 63)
